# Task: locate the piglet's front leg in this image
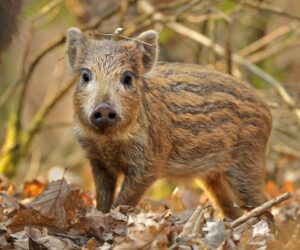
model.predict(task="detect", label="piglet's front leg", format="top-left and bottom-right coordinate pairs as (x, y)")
top-left (91, 160), bottom-right (117, 213)
top-left (114, 169), bottom-right (156, 208)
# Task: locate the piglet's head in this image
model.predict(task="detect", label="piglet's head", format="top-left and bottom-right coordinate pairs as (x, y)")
top-left (66, 28), bottom-right (158, 135)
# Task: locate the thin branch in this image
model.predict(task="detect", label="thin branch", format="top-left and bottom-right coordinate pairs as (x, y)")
top-left (225, 22), bottom-right (233, 75)
top-left (238, 21), bottom-right (299, 57)
top-left (30, 0), bottom-right (64, 26)
top-left (247, 36), bottom-right (300, 63)
top-left (229, 192), bottom-right (291, 229)
top-left (155, 0), bottom-right (191, 11)
top-left (182, 12), bottom-right (232, 24)
top-left (173, 0), bottom-right (203, 18)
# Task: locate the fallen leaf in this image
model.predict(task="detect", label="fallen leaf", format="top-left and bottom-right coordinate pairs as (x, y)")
top-left (283, 180), bottom-right (295, 193)
top-left (23, 179), bottom-right (45, 198)
top-left (115, 212), bottom-right (170, 250)
top-left (252, 220), bottom-right (270, 238)
top-left (85, 237), bottom-right (98, 250)
top-left (0, 192), bottom-right (20, 219)
top-left (29, 237), bottom-right (48, 250)
top-left (7, 208), bottom-right (54, 233)
top-left (203, 220), bottom-right (229, 249)
top-left (14, 238), bottom-right (29, 250)
top-left (29, 179), bottom-right (70, 226)
top-left (36, 235), bottom-right (78, 249)
top-left (265, 180), bottom-right (281, 198)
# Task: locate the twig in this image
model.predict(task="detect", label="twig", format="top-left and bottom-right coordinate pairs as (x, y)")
top-left (88, 32), bottom-right (155, 46)
top-left (238, 21), bottom-right (299, 57)
top-left (155, 0), bottom-right (190, 11)
top-left (229, 192), bottom-right (291, 229)
top-left (247, 36), bottom-right (300, 63)
top-left (271, 144), bottom-right (300, 159)
top-left (30, 0), bottom-right (64, 26)
top-left (209, 17), bottom-right (218, 66)
top-left (173, 0), bottom-right (203, 18)
top-left (182, 12), bottom-right (232, 24)
top-left (225, 22), bottom-right (233, 75)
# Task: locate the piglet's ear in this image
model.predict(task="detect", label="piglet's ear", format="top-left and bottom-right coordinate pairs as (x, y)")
top-left (66, 27), bottom-right (86, 69)
top-left (135, 30), bottom-right (158, 73)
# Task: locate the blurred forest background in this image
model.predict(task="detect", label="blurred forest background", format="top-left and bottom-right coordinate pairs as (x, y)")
top-left (0, 0), bottom-right (300, 206)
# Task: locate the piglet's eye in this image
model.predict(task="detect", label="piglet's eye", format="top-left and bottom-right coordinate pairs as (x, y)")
top-left (121, 71), bottom-right (134, 88)
top-left (80, 69), bottom-right (92, 83)
top-left (82, 73), bottom-right (90, 82)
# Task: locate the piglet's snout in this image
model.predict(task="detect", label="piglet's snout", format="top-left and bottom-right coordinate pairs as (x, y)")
top-left (90, 103), bottom-right (118, 128)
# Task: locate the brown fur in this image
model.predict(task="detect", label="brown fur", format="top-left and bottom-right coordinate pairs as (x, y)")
top-left (66, 28), bottom-right (272, 219)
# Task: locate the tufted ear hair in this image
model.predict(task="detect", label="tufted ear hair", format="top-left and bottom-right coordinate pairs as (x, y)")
top-left (135, 30), bottom-right (158, 73)
top-left (66, 27), bottom-right (87, 69)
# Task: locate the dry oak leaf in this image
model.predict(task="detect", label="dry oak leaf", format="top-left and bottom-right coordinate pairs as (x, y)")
top-left (72, 208), bottom-right (107, 240)
top-left (203, 220), bottom-right (230, 249)
top-left (35, 235), bottom-right (79, 250)
top-left (115, 212), bottom-right (171, 250)
top-left (7, 208), bottom-right (54, 233)
top-left (72, 207), bottom-right (128, 244)
top-left (0, 192), bottom-right (20, 220)
top-left (28, 178), bottom-right (82, 227)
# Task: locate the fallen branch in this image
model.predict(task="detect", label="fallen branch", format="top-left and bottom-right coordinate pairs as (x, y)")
top-left (229, 192), bottom-right (291, 229)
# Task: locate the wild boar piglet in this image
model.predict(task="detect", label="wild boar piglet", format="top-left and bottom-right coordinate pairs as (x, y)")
top-left (66, 28), bottom-right (272, 219)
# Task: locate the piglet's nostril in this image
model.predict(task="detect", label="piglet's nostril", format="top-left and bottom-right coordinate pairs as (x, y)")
top-left (94, 112), bottom-right (102, 119)
top-left (108, 112), bottom-right (116, 119)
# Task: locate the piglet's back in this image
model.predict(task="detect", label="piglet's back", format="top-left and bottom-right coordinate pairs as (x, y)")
top-left (142, 62), bottom-right (272, 176)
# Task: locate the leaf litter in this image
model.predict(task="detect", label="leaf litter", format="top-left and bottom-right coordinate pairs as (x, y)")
top-left (0, 178), bottom-right (298, 249)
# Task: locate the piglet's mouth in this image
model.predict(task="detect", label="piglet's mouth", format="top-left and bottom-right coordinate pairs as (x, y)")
top-left (89, 117), bottom-right (121, 133)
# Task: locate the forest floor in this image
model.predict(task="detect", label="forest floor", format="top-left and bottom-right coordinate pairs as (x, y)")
top-left (0, 176), bottom-right (299, 250)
